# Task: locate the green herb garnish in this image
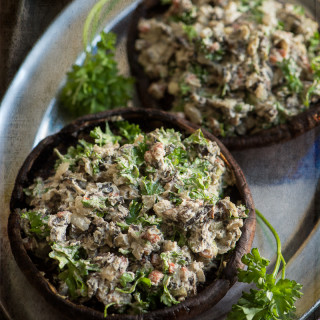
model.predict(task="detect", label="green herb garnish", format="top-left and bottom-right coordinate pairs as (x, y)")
top-left (55, 139), bottom-right (94, 167)
top-left (172, 7), bottom-right (197, 25)
top-left (227, 210), bottom-right (303, 320)
top-left (82, 196), bottom-right (108, 211)
top-left (205, 48), bottom-right (225, 62)
top-left (49, 243), bottom-right (99, 300)
top-left (279, 58), bottom-right (303, 94)
top-left (304, 80), bottom-right (320, 108)
top-left (141, 178), bottom-right (164, 196)
top-left (116, 121), bottom-right (142, 144)
top-left (20, 210), bottom-right (50, 239)
top-left (160, 275), bottom-right (180, 306)
top-left (125, 200), bottom-right (143, 224)
top-left (304, 56), bottom-right (320, 107)
top-left (182, 24), bottom-right (198, 42)
top-left (311, 56), bottom-right (320, 79)
top-left (308, 31), bottom-right (320, 57)
top-left (116, 270), bottom-right (151, 294)
top-left (23, 178), bottom-right (48, 198)
top-left (90, 122), bottom-right (121, 146)
top-left (104, 303), bottom-right (116, 318)
top-left (116, 147), bottom-right (141, 185)
top-left (119, 272), bottom-right (135, 288)
top-left (59, 32), bottom-right (134, 116)
top-left (293, 4), bottom-right (305, 15)
top-left (184, 129), bottom-right (209, 146)
top-left (179, 81), bottom-right (191, 96)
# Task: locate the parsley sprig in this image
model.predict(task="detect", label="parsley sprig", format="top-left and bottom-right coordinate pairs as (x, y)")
top-left (279, 58), bottom-right (303, 94)
top-left (227, 209), bottom-right (303, 319)
top-left (59, 0), bottom-right (134, 116)
top-left (59, 32), bottom-right (134, 116)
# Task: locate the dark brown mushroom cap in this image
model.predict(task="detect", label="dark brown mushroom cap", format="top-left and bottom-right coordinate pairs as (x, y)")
top-left (126, 0), bottom-right (320, 150)
top-left (8, 108), bottom-right (255, 319)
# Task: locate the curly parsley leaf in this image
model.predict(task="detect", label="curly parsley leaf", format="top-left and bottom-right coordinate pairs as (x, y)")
top-left (138, 215), bottom-right (162, 227)
top-left (239, 0), bottom-right (264, 23)
top-left (125, 200), bottom-right (143, 224)
top-left (182, 24), bottom-right (198, 42)
top-left (149, 127), bottom-right (183, 146)
top-left (293, 4), bottom-right (305, 15)
top-left (228, 257), bottom-right (302, 320)
top-left (119, 214), bottom-right (162, 231)
top-left (167, 147), bottom-right (188, 166)
top-left (303, 80), bottom-right (320, 108)
top-left (279, 58), bottom-right (303, 94)
top-left (171, 6), bottom-right (197, 25)
top-left (237, 248), bottom-right (270, 286)
top-left (183, 129), bottom-right (209, 146)
top-left (90, 122), bottom-right (121, 146)
top-left (117, 147), bottom-right (141, 184)
top-left (132, 292), bottom-right (150, 314)
top-left (141, 178), bottom-right (164, 195)
top-left (116, 270), bottom-right (151, 294)
top-left (59, 32), bottom-right (134, 117)
top-left (54, 138), bottom-right (103, 174)
top-left (311, 56), bottom-right (320, 79)
top-left (168, 192), bottom-right (183, 206)
top-left (54, 139), bottom-right (94, 167)
top-left (20, 210), bottom-right (50, 239)
top-left (82, 196), bottom-right (108, 212)
top-left (171, 227), bottom-right (186, 246)
top-left (116, 121), bottom-right (142, 144)
top-left (119, 272), bottom-right (135, 288)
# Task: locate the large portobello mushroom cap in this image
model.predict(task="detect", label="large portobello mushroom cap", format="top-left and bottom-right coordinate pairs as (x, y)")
top-left (9, 108), bottom-right (255, 319)
top-left (127, 0), bottom-right (320, 150)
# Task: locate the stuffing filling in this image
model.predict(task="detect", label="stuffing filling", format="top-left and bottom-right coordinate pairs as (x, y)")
top-left (19, 121), bottom-right (246, 314)
top-left (135, 0), bottom-right (320, 136)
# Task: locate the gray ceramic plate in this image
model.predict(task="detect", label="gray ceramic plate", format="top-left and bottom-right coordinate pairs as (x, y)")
top-left (0, 0), bottom-right (319, 319)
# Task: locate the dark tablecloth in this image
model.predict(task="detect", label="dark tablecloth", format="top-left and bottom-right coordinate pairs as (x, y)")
top-left (0, 0), bottom-right (73, 101)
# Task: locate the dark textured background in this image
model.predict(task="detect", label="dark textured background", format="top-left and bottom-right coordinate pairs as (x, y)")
top-left (0, 0), bottom-right (72, 101)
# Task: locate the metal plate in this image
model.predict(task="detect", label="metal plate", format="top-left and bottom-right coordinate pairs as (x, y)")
top-left (0, 0), bottom-right (319, 319)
